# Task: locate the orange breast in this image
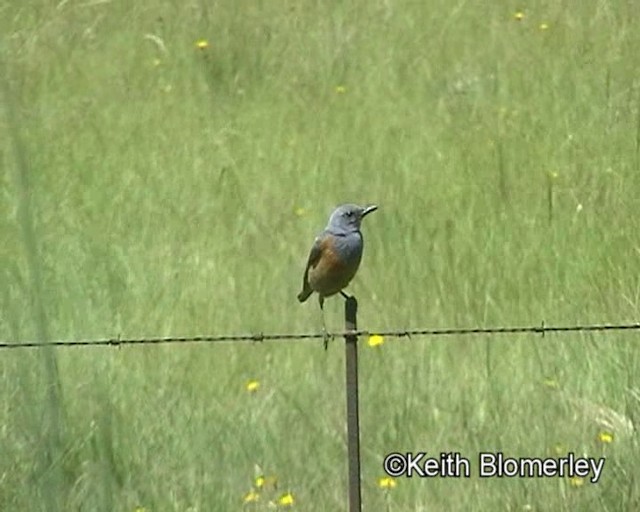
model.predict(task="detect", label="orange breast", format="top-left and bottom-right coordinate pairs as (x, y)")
top-left (308, 236), bottom-right (361, 297)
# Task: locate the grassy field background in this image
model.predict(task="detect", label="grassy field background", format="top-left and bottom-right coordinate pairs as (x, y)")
top-left (3, 0), bottom-right (640, 510)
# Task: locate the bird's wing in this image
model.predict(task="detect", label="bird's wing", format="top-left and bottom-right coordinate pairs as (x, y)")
top-left (304, 236), bottom-right (322, 283)
top-left (298, 236), bottom-right (323, 301)
top-left (305, 236), bottom-right (323, 271)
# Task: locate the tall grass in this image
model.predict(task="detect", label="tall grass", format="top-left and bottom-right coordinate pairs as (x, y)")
top-left (2, 0), bottom-right (640, 510)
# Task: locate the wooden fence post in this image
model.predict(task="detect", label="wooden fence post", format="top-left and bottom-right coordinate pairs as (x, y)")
top-left (344, 296), bottom-right (361, 512)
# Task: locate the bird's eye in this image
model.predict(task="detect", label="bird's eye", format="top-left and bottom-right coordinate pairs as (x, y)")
top-left (345, 210), bottom-right (353, 217)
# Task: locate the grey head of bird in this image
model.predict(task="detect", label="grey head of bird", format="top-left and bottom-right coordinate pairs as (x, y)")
top-left (325, 203), bottom-right (378, 235)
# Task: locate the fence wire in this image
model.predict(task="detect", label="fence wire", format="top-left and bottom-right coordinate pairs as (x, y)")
top-left (1, 322), bottom-right (640, 349)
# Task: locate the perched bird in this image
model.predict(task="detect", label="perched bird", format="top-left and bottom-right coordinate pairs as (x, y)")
top-left (298, 204), bottom-right (378, 337)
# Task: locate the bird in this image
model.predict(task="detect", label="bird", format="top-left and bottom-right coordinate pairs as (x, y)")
top-left (298, 203), bottom-right (378, 342)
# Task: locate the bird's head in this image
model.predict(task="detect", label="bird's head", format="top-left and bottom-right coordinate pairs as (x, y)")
top-left (326, 203), bottom-right (378, 234)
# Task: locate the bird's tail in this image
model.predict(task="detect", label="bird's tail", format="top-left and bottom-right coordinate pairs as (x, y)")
top-left (297, 288), bottom-right (312, 303)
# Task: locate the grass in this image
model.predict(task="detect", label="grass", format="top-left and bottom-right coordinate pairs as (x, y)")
top-left (2, 0), bottom-right (640, 510)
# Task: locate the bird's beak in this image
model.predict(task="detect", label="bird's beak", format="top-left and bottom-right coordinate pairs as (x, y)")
top-left (361, 205), bottom-right (378, 217)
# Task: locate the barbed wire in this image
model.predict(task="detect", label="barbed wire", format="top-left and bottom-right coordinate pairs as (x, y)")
top-left (1, 321), bottom-right (640, 349)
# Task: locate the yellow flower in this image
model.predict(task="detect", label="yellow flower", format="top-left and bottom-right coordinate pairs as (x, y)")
top-left (335, 85), bottom-right (347, 94)
top-left (597, 431), bottom-right (614, 444)
top-left (378, 476), bottom-right (397, 489)
top-left (256, 474), bottom-right (277, 489)
top-left (277, 492), bottom-right (295, 506)
top-left (196, 39), bottom-right (209, 50)
top-left (246, 380), bottom-right (260, 393)
top-left (542, 377), bottom-right (559, 389)
top-left (243, 490), bottom-right (260, 503)
top-left (514, 11), bottom-right (525, 21)
top-left (152, 58), bottom-right (162, 67)
top-left (569, 476), bottom-right (584, 488)
top-left (294, 207), bottom-right (307, 217)
top-left (133, 508), bottom-right (147, 512)
top-left (539, 22), bottom-right (549, 30)
top-left (368, 335), bottom-right (384, 348)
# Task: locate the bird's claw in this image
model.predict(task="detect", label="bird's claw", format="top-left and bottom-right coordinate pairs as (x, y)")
top-left (322, 328), bottom-right (331, 350)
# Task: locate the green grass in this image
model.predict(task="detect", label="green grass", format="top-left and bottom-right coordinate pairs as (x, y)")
top-left (3, 0), bottom-right (640, 510)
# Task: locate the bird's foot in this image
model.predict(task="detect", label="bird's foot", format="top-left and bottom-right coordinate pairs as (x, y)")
top-left (322, 328), bottom-right (332, 350)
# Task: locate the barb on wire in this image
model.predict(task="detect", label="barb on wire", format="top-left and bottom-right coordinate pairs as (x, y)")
top-left (1, 322), bottom-right (640, 349)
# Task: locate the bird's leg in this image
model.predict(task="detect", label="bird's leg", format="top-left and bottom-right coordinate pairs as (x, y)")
top-left (340, 290), bottom-right (351, 300)
top-left (319, 295), bottom-right (330, 350)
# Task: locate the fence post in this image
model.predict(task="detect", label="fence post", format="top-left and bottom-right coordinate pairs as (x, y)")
top-left (344, 295), bottom-right (361, 512)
